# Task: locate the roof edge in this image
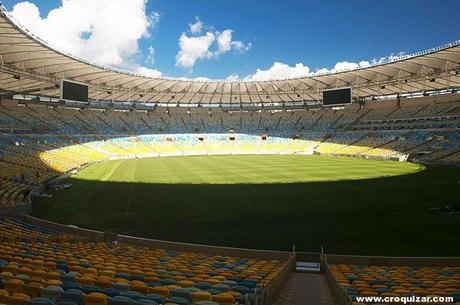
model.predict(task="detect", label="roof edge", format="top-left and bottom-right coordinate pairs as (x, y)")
top-left (1, 2), bottom-right (459, 84)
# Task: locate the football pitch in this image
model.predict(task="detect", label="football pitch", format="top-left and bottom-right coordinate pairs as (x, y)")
top-left (72, 154), bottom-right (423, 184)
top-left (32, 155), bottom-right (460, 256)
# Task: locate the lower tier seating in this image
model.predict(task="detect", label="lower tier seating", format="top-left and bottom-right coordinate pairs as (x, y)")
top-left (0, 219), bottom-right (287, 305)
top-left (329, 264), bottom-right (460, 304)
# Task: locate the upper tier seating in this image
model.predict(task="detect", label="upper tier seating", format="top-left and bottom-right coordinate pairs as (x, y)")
top-left (0, 95), bottom-right (459, 207)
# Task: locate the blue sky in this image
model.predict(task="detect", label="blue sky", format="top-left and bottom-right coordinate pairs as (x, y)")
top-left (2, 0), bottom-right (460, 80)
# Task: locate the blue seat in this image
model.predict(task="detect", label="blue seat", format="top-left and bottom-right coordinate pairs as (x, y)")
top-left (41, 286), bottom-right (64, 303)
top-left (167, 296), bottom-right (189, 305)
top-left (195, 282), bottom-right (211, 290)
top-left (115, 273), bottom-right (133, 281)
top-left (120, 291), bottom-right (143, 300)
top-left (239, 280), bottom-right (257, 289)
top-left (29, 297), bottom-right (57, 305)
top-left (450, 293), bottom-right (460, 302)
top-left (60, 289), bottom-right (83, 305)
top-left (159, 278), bottom-right (176, 286)
top-left (103, 288), bottom-right (121, 297)
top-left (56, 264), bottom-right (70, 272)
top-left (206, 271), bottom-right (218, 276)
top-left (61, 272), bottom-right (79, 283)
top-left (136, 299), bottom-right (158, 305)
top-left (211, 284), bottom-right (230, 292)
top-left (171, 288), bottom-right (190, 299)
top-left (112, 282), bottom-right (130, 292)
top-left (109, 295), bottom-right (135, 305)
top-left (205, 289), bottom-right (221, 295)
top-left (144, 294), bottom-right (165, 304)
top-left (62, 282), bottom-right (80, 291)
top-left (221, 280), bottom-right (237, 288)
top-left (131, 275), bottom-right (145, 281)
top-left (233, 285), bottom-right (249, 295)
top-left (228, 276), bottom-right (242, 282)
top-left (81, 285), bottom-right (100, 294)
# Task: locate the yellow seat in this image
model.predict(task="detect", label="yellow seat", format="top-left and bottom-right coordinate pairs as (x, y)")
top-left (212, 293), bottom-right (235, 305)
top-left (149, 286), bottom-right (170, 297)
top-left (83, 292), bottom-right (108, 305)
top-left (44, 271), bottom-right (60, 281)
top-left (177, 280), bottom-right (194, 288)
top-left (191, 290), bottom-right (212, 303)
top-left (23, 282), bottom-right (43, 298)
top-left (95, 277), bottom-right (113, 289)
top-left (145, 276), bottom-right (161, 283)
top-left (359, 290), bottom-right (378, 297)
top-left (206, 279), bottom-right (220, 285)
top-left (131, 281), bottom-right (148, 294)
top-left (0, 290), bottom-right (9, 303)
top-left (0, 272), bottom-right (13, 280)
top-left (227, 291), bottom-right (242, 300)
top-left (77, 275), bottom-right (95, 286)
top-left (82, 268), bottom-right (98, 277)
top-left (3, 279), bottom-right (24, 294)
top-left (6, 293), bottom-right (31, 305)
top-left (45, 279), bottom-right (63, 287)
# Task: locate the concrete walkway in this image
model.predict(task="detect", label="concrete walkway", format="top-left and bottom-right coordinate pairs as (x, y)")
top-left (276, 273), bottom-right (335, 305)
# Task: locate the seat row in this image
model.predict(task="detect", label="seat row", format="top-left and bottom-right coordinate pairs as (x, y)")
top-left (329, 264), bottom-right (460, 304)
top-left (0, 219), bottom-right (286, 305)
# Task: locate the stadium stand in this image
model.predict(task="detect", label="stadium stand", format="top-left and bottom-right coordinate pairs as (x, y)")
top-left (0, 94), bottom-right (459, 208)
top-left (329, 264), bottom-right (460, 301)
top-left (0, 217), bottom-right (293, 305)
top-left (325, 259), bottom-right (460, 305)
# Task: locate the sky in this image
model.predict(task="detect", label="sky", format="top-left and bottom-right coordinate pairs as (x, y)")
top-left (1, 0), bottom-right (460, 81)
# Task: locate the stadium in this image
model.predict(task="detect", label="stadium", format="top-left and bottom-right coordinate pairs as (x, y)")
top-left (0, 1), bottom-right (459, 305)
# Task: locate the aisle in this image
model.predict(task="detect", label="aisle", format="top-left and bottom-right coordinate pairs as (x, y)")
top-left (276, 273), bottom-right (335, 305)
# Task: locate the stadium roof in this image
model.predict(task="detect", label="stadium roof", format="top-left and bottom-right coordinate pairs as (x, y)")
top-left (0, 5), bottom-right (459, 106)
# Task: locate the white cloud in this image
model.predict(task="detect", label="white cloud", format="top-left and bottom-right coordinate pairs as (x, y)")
top-left (175, 32), bottom-right (216, 69)
top-left (232, 40), bottom-right (252, 53)
top-left (189, 17), bottom-right (203, 35)
top-left (359, 60), bottom-right (371, 68)
top-left (215, 30), bottom-right (233, 56)
top-left (10, 0), bottom-right (161, 74)
top-left (226, 74), bottom-right (240, 81)
top-left (371, 52), bottom-right (406, 65)
top-left (215, 30), bottom-right (251, 56)
top-left (240, 51), bottom-right (406, 81)
top-left (243, 62), bottom-right (311, 81)
top-left (314, 61), bottom-right (371, 75)
top-left (192, 76), bottom-right (213, 81)
top-left (148, 11), bottom-right (161, 29)
top-left (176, 18), bottom-right (251, 69)
top-left (145, 46), bottom-right (155, 65)
top-left (134, 66), bottom-right (162, 78)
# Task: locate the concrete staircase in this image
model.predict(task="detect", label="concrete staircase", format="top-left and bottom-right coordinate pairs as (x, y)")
top-left (275, 273), bottom-right (335, 305)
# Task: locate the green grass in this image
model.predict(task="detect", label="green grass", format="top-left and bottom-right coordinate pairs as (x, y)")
top-left (32, 155), bottom-right (460, 256)
top-left (73, 155), bottom-right (423, 184)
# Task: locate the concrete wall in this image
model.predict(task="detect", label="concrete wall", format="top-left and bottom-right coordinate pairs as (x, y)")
top-left (25, 215), bottom-right (105, 241)
top-left (23, 216), bottom-right (291, 260)
top-left (119, 234), bottom-right (292, 260)
top-left (0, 203), bottom-right (32, 217)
